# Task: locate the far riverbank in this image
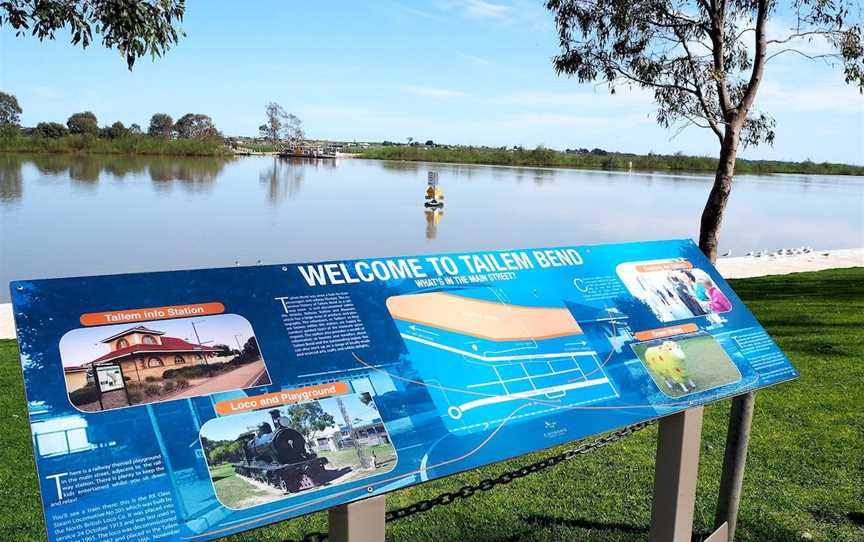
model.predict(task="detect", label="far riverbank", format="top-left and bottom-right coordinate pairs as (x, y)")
top-left (357, 146), bottom-right (864, 176)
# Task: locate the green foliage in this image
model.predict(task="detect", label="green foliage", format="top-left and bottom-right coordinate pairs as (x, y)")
top-left (174, 113), bottom-right (218, 139)
top-left (33, 122), bottom-right (68, 138)
top-left (0, 0), bottom-right (185, 70)
top-left (68, 383), bottom-right (99, 406)
top-left (0, 133), bottom-right (228, 156)
top-left (359, 145), bottom-right (864, 175)
top-left (0, 91), bottom-right (22, 132)
top-left (208, 440), bottom-right (244, 465)
top-left (104, 121), bottom-right (128, 139)
top-left (282, 402), bottom-right (336, 439)
top-left (66, 111), bottom-right (98, 135)
top-left (148, 113), bottom-right (174, 138)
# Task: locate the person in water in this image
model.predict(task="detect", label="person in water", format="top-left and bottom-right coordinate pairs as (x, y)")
top-left (702, 278), bottom-right (732, 313)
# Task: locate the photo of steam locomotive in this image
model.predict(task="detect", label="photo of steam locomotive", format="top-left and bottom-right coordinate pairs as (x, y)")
top-left (202, 393), bottom-right (398, 509)
top-left (232, 409), bottom-right (331, 493)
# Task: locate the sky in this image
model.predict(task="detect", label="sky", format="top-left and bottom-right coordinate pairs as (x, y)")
top-left (58, 314), bottom-right (254, 368)
top-left (1, 0), bottom-right (862, 164)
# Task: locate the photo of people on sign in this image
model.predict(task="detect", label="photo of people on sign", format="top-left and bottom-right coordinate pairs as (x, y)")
top-left (617, 259), bottom-right (733, 323)
top-left (59, 313), bottom-right (271, 412)
top-left (200, 393), bottom-right (397, 510)
top-left (631, 332), bottom-right (742, 398)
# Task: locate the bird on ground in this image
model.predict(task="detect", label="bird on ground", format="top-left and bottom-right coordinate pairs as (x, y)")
top-left (720, 250), bottom-right (732, 257)
top-left (745, 251), bottom-right (754, 257)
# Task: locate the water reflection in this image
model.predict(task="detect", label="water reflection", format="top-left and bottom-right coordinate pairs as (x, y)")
top-left (1, 153), bottom-right (861, 303)
top-left (259, 158), bottom-right (306, 204)
top-left (424, 207), bottom-right (444, 240)
top-left (0, 154), bottom-right (23, 202)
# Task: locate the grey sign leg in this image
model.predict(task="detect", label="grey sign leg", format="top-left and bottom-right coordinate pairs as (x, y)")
top-left (649, 406), bottom-right (704, 542)
top-left (714, 391), bottom-right (755, 541)
top-left (329, 495), bottom-right (386, 542)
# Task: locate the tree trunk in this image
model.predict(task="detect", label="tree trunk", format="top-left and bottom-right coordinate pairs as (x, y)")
top-left (699, 125), bottom-right (741, 263)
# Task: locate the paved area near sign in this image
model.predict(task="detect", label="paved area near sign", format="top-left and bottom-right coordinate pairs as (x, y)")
top-left (715, 247), bottom-right (863, 278)
top-left (166, 361), bottom-right (269, 399)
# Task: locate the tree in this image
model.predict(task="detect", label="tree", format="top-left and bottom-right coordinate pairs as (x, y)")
top-left (174, 113), bottom-right (218, 138)
top-left (34, 121), bottom-right (69, 138)
top-left (1, 0), bottom-right (185, 70)
top-left (282, 403), bottom-right (335, 441)
top-left (105, 121), bottom-right (128, 139)
top-left (148, 113), bottom-right (174, 138)
top-left (67, 111), bottom-right (98, 135)
top-left (546, 0), bottom-right (863, 262)
top-left (259, 102), bottom-right (303, 148)
top-left (128, 123), bottom-right (142, 134)
top-left (0, 91), bottom-right (22, 132)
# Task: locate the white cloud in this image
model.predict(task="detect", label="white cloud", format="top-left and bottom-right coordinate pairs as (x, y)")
top-left (402, 85), bottom-right (467, 98)
top-left (492, 87), bottom-right (655, 108)
top-left (757, 83), bottom-right (863, 114)
top-left (457, 51), bottom-right (491, 65)
top-left (460, 0), bottom-right (510, 19)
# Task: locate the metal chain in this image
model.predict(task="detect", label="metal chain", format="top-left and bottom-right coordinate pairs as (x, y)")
top-left (281, 421), bottom-right (654, 542)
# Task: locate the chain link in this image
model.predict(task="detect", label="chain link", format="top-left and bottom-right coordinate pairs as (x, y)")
top-left (280, 421), bottom-right (654, 542)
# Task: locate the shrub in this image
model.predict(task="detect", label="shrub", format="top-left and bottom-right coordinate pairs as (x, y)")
top-left (174, 377), bottom-right (190, 389)
top-left (127, 387), bottom-right (143, 403)
top-left (162, 380), bottom-right (176, 393)
top-left (68, 384), bottom-right (100, 406)
top-left (144, 375), bottom-right (159, 383)
top-left (144, 384), bottom-right (161, 397)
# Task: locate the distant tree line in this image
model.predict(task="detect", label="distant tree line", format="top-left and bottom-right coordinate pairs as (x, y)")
top-left (0, 90), bottom-right (220, 141)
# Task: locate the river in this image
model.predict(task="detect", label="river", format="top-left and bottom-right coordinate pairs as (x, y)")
top-left (1, 153), bottom-right (862, 302)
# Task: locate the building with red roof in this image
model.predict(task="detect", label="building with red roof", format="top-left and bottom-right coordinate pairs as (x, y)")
top-left (65, 325), bottom-right (228, 390)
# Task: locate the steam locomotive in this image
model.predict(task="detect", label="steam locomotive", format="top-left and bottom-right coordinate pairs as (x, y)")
top-left (232, 409), bottom-right (330, 493)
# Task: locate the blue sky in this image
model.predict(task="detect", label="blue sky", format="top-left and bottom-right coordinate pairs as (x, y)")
top-left (1, 0), bottom-right (862, 163)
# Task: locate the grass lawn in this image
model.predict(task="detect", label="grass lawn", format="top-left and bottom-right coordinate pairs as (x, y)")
top-left (209, 463), bottom-right (280, 510)
top-left (318, 443), bottom-right (398, 470)
top-left (1, 268), bottom-right (862, 541)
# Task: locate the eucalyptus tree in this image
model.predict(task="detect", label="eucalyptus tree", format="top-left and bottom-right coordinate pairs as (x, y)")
top-left (546, 0), bottom-right (863, 262)
top-left (0, 91), bottom-right (22, 132)
top-left (1, 0), bottom-right (185, 69)
top-left (259, 103), bottom-right (304, 148)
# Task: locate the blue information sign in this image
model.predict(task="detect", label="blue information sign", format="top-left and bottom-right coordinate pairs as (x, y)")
top-left (11, 239), bottom-right (797, 542)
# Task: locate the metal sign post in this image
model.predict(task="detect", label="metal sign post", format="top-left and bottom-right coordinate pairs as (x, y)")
top-left (328, 495), bottom-right (386, 542)
top-left (649, 407), bottom-right (704, 542)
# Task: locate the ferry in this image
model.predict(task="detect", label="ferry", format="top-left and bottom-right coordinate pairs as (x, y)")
top-left (278, 144), bottom-right (337, 159)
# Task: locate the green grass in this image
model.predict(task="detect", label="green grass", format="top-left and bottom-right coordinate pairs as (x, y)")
top-left (632, 334), bottom-right (742, 398)
top-left (1, 268), bottom-right (862, 541)
top-left (359, 145), bottom-right (864, 175)
top-left (209, 464), bottom-right (277, 510)
top-left (0, 134), bottom-right (230, 156)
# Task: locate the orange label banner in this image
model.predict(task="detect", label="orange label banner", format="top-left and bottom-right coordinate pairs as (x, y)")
top-left (634, 323), bottom-right (698, 341)
top-left (215, 382), bottom-right (350, 415)
top-left (79, 302), bottom-right (225, 326)
top-left (635, 261), bottom-right (693, 273)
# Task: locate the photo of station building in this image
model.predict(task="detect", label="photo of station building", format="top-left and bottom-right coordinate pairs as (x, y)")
top-left (64, 325), bottom-right (229, 391)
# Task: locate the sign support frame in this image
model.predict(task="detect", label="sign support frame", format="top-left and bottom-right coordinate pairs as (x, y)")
top-left (328, 495), bottom-right (386, 542)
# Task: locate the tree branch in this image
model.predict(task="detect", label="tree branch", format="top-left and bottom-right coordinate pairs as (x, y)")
top-left (739, 0), bottom-right (769, 117)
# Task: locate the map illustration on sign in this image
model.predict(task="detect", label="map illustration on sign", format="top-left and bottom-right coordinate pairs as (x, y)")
top-left (10, 240), bottom-right (798, 542)
top-left (386, 289), bottom-right (618, 434)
